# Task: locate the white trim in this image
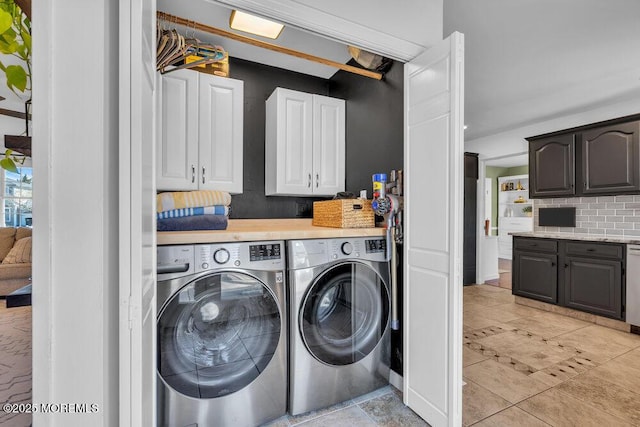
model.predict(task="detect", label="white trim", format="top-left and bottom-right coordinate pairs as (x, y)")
top-left (32, 0), bottom-right (53, 422)
top-left (119, 0), bottom-right (133, 423)
top-left (389, 370), bottom-right (403, 391)
top-left (210, 0), bottom-right (425, 61)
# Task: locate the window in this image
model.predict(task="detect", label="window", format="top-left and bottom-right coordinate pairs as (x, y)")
top-left (2, 167), bottom-right (32, 227)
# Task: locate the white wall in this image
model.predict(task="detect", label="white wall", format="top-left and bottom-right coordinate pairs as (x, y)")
top-left (32, 0), bottom-right (119, 425)
top-left (465, 97), bottom-right (640, 160)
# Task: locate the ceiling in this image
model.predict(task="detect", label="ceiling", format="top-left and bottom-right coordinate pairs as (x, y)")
top-left (157, 0), bottom-right (352, 79)
top-left (484, 154), bottom-right (528, 168)
top-left (444, 0), bottom-right (640, 142)
top-left (158, 0), bottom-right (640, 145)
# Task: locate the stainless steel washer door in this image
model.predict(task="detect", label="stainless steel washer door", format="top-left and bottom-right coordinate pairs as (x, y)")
top-left (300, 262), bottom-right (389, 366)
top-left (158, 272), bottom-right (282, 399)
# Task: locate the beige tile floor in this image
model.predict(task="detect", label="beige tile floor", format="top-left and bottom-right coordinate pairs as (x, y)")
top-left (463, 284), bottom-right (640, 426)
top-left (0, 304), bottom-right (32, 427)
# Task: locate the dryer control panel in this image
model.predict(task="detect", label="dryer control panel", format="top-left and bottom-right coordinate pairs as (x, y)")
top-left (195, 240), bottom-right (285, 272)
top-left (288, 237), bottom-right (389, 269)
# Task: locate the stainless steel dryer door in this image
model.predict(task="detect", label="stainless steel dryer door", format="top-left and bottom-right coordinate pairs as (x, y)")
top-left (300, 262), bottom-right (390, 366)
top-left (158, 272), bottom-right (282, 399)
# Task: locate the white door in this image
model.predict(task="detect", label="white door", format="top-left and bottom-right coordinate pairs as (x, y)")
top-left (313, 94), bottom-right (345, 196)
top-left (199, 74), bottom-right (244, 193)
top-left (156, 69), bottom-right (199, 191)
top-left (119, 0), bottom-right (157, 425)
top-left (404, 32), bottom-right (464, 427)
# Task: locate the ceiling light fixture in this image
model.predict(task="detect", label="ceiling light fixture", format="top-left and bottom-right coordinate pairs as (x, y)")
top-left (229, 10), bottom-right (284, 39)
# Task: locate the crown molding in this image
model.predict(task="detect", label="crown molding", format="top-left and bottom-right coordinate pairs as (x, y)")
top-left (210, 0), bottom-right (425, 61)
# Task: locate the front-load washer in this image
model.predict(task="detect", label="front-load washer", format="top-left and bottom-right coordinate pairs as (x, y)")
top-left (156, 241), bottom-right (287, 427)
top-left (288, 237), bottom-right (391, 415)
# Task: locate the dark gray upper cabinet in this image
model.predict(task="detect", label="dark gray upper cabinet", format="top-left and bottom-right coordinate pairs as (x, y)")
top-left (529, 135), bottom-right (575, 198)
top-left (581, 121), bottom-right (640, 195)
top-left (527, 114), bottom-right (640, 198)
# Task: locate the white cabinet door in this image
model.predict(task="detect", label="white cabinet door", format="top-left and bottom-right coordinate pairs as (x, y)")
top-left (156, 69), bottom-right (198, 191)
top-left (266, 88), bottom-right (314, 195)
top-left (199, 74), bottom-right (244, 193)
top-left (313, 94), bottom-right (345, 195)
top-left (404, 32), bottom-right (464, 427)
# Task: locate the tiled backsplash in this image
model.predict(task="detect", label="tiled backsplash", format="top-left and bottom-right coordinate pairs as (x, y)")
top-left (534, 195), bottom-right (640, 236)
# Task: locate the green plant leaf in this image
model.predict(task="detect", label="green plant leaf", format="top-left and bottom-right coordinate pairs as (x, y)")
top-left (20, 28), bottom-right (29, 50)
top-left (0, 156), bottom-right (18, 173)
top-left (0, 39), bottom-right (18, 54)
top-left (5, 64), bottom-right (26, 91)
top-left (0, 9), bottom-right (12, 34)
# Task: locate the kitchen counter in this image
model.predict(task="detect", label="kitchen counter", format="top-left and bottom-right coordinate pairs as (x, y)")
top-left (510, 231), bottom-right (640, 245)
top-left (157, 218), bottom-right (386, 245)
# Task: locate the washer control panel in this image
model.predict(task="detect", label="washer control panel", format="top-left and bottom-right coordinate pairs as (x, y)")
top-left (157, 245), bottom-right (195, 280)
top-left (195, 240), bottom-right (285, 272)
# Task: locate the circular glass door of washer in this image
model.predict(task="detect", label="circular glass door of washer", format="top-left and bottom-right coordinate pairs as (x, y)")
top-left (300, 262), bottom-right (389, 366)
top-left (157, 272), bottom-right (281, 399)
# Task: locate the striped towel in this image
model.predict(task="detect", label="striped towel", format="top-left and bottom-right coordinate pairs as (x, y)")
top-left (157, 205), bottom-right (229, 220)
top-left (156, 190), bottom-right (232, 213)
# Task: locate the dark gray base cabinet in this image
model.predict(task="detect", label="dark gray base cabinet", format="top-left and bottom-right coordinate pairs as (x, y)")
top-left (512, 237), bottom-right (625, 320)
top-left (513, 251), bottom-right (558, 303)
top-left (564, 256), bottom-right (622, 319)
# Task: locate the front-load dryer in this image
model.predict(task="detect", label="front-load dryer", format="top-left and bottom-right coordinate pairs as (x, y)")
top-left (156, 241), bottom-right (287, 427)
top-left (288, 237), bottom-right (391, 415)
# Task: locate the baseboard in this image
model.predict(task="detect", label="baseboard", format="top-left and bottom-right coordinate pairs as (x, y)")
top-left (389, 369), bottom-right (403, 391)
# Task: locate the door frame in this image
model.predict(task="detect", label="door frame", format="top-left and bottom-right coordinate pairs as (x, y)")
top-left (476, 152), bottom-right (528, 284)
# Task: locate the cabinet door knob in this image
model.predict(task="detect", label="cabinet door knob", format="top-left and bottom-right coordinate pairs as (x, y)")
top-left (192, 165), bottom-right (195, 183)
top-left (316, 173), bottom-right (319, 188)
top-left (551, 262), bottom-right (556, 266)
top-left (565, 263), bottom-right (569, 268)
top-left (202, 167), bottom-right (206, 184)
top-left (308, 173), bottom-right (311, 188)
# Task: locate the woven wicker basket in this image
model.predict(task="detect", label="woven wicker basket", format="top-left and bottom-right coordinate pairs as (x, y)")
top-left (312, 199), bottom-right (375, 228)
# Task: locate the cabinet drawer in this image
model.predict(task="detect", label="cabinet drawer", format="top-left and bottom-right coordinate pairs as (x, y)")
top-left (565, 241), bottom-right (623, 259)
top-left (513, 238), bottom-right (557, 253)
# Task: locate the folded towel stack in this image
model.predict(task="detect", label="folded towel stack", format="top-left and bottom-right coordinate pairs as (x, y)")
top-left (156, 190), bottom-right (231, 231)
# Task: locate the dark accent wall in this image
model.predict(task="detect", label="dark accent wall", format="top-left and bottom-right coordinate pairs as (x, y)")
top-left (329, 60), bottom-right (404, 195)
top-left (226, 57), bottom-right (404, 218)
top-left (227, 57), bottom-right (330, 218)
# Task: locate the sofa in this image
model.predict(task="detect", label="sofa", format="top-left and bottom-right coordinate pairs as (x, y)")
top-left (0, 227), bottom-right (32, 296)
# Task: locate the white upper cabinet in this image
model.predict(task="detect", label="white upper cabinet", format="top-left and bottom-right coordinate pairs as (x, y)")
top-left (265, 87), bottom-right (345, 196)
top-left (156, 69), bottom-right (244, 193)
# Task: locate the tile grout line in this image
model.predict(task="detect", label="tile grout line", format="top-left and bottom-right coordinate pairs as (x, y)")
top-left (289, 388), bottom-right (394, 426)
top-left (463, 378), bottom-right (514, 426)
top-left (546, 382), bottom-right (637, 424)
